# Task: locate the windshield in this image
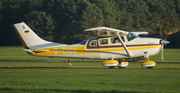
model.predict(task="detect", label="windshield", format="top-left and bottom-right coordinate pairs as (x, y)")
top-left (127, 32), bottom-right (139, 41)
top-left (79, 37), bottom-right (98, 45)
top-left (79, 40), bottom-right (88, 45)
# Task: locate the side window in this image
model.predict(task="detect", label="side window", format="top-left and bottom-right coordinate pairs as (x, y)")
top-left (121, 37), bottom-right (125, 42)
top-left (90, 40), bottom-right (97, 46)
top-left (111, 37), bottom-right (124, 44)
top-left (111, 37), bottom-right (120, 43)
top-left (99, 39), bottom-right (108, 45)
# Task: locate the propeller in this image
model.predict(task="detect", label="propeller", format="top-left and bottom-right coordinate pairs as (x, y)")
top-left (159, 26), bottom-right (169, 61)
top-left (159, 26), bottom-right (164, 61)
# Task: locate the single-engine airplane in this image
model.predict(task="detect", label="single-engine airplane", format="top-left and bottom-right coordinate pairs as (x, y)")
top-left (13, 22), bottom-right (169, 69)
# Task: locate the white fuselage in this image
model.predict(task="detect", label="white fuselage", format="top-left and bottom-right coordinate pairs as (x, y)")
top-left (29, 37), bottom-right (161, 60)
top-left (13, 22), bottom-right (163, 61)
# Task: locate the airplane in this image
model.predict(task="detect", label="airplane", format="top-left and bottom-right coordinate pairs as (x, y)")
top-left (13, 22), bottom-right (169, 69)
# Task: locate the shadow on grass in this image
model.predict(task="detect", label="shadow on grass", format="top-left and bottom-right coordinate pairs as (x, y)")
top-left (0, 87), bottom-right (145, 93)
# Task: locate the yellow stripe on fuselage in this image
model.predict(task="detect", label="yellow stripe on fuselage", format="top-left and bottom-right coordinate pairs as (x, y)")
top-left (98, 45), bottom-right (161, 52)
top-left (30, 46), bottom-right (86, 56)
top-left (29, 45), bottom-right (161, 56)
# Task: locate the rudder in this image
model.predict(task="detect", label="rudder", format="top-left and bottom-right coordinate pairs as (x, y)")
top-left (13, 22), bottom-right (55, 49)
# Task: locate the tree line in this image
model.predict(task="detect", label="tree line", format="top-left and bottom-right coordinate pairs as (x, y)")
top-left (0, 0), bottom-right (180, 47)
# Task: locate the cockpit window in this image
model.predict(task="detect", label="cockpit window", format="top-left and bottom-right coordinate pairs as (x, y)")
top-left (80, 37), bottom-right (98, 45)
top-left (99, 39), bottom-right (108, 45)
top-left (111, 37), bottom-right (120, 43)
top-left (111, 37), bottom-right (124, 44)
top-left (127, 32), bottom-right (139, 41)
top-left (90, 40), bottom-right (97, 46)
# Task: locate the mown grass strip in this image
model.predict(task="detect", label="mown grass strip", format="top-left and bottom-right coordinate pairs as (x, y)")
top-left (0, 67), bottom-right (180, 93)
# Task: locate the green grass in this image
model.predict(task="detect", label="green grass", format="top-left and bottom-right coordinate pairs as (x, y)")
top-left (0, 68), bottom-right (180, 93)
top-left (0, 61), bottom-right (180, 69)
top-left (150, 48), bottom-right (180, 62)
top-left (0, 46), bottom-right (180, 93)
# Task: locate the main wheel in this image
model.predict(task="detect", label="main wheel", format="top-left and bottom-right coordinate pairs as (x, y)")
top-left (108, 66), bottom-right (115, 68)
top-left (147, 67), bottom-right (153, 69)
top-left (119, 67), bottom-right (125, 69)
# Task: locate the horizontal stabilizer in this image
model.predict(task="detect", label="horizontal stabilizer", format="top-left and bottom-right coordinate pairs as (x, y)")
top-left (23, 49), bottom-right (49, 54)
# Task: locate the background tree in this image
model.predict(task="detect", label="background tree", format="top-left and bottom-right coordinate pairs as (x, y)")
top-left (35, 12), bottom-right (56, 41)
top-left (0, 0), bottom-right (180, 47)
top-left (90, 0), bottom-right (118, 28)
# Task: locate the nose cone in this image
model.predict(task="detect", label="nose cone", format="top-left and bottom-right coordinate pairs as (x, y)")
top-left (160, 40), bottom-right (170, 44)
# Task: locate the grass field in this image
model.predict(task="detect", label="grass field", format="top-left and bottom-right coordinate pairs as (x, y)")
top-left (0, 46), bottom-right (180, 93)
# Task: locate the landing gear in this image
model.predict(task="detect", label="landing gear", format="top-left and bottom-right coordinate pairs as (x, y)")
top-left (119, 67), bottom-right (125, 69)
top-left (147, 67), bottom-right (153, 69)
top-left (118, 60), bottom-right (129, 68)
top-left (108, 66), bottom-right (115, 68)
top-left (102, 60), bottom-right (119, 68)
top-left (102, 60), bottom-right (130, 69)
top-left (141, 52), bottom-right (156, 68)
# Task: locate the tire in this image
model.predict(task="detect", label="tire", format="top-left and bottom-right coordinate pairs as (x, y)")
top-left (147, 67), bottom-right (153, 69)
top-left (108, 66), bottom-right (115, 69)
top-left (119, 67), bottom-right (125, 69)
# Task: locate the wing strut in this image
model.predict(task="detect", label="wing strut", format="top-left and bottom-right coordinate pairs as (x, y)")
top-left (116, 32), bottom-right (133, 58)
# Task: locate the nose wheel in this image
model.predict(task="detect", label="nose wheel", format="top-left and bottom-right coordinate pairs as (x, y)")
top-left (142, 52), bottom-right (156, 68)
top-left (141, 61), bottom-right (156, 68)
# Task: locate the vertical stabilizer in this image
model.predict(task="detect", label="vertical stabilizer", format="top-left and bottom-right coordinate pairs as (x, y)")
top-left (13, 22), bottom-right (60, 49)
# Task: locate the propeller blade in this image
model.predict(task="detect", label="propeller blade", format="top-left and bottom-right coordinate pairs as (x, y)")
top-left (159, 26), bottom-right (163, 40)
top-left (159, 26), bottom-right (170, 61)
top-left (160, 26), bottom-right (164, 61)
top-left (161, 45), bottom-right (164, 61)
top-left (164, 36), bottom-right (168, 46)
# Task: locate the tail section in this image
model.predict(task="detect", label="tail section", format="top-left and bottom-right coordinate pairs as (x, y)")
top-left (13, 22), bottom-right (61, 49)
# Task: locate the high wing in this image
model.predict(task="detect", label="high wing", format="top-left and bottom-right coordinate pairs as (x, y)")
top-left (131, 32), bottom-right (148, 36)
top-left (84, 26), bottom-right (129, 37)
top-left (85, 26), bottom-right (148, 37)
